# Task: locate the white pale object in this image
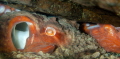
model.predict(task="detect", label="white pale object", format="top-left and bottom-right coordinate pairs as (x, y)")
top-left (0, 5), bottom-right (5, 13)
top-left (12, 22), bottom-right (30, 49)
top-left (4, 9), bottom-right (11, 13)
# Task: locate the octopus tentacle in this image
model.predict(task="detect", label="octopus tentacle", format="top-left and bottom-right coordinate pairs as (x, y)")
top-left (0, 4), bottom-right (20, 16)
top-left (83, 23), bottom-right (120, 53)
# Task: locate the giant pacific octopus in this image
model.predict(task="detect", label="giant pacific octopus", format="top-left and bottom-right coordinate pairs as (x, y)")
top-left (83, 23), bottom-right (120, 53)
top-left (0, 5), bottom-right (71, 53)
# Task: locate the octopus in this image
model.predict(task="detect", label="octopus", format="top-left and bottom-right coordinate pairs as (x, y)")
top-left (0, 4), bottom-right (71, 53)
top-left (83, 23), bottom-right (120, 53)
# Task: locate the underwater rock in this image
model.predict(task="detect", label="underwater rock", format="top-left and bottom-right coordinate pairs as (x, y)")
top-left (1, 1), bottom-right (120, 26)
top-left (0, 0), bottom-right (82, 20)
top-left (69, 0), bottom-right (120, 16)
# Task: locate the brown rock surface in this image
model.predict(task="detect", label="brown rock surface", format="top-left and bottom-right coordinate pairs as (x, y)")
top-left (0, 0), bottom-right (82, 20)
top-left (1, 0), bottom-right (120, 26)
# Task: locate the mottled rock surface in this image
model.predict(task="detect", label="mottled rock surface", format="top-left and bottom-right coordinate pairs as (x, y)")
top-left (1, 0), bottom-right (120, 26)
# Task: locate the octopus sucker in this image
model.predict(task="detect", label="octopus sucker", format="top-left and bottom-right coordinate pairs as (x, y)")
top-left (0, 4), bottom-right (20, 16)
top-left (83, 23), bottom-right (120, 53)
top-left (0, 5), bottom-right (5, 13)
top-left (0, 11), bottom-right (71, 53)
top-left (45, 27), bottom-right (56, 36)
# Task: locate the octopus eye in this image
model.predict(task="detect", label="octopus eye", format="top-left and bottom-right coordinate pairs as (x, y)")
top-left (11, 22), bottom-right (31, 49)
top-left (45, 27), bottom-right (56, 36)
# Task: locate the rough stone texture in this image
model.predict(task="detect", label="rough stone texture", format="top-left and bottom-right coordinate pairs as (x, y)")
top-left (1, 0), bottom-right (120, 26)
top-left (0, 0), bottom-right (82, 20)
top-left (69, 0), bottom-right (120, 17)
top-left (1, 0), bottom-right (31, 5)
top-left (92, 52), bottom-right (100, 58)
top-left (81, 8), bottom-right (120, 26)
top-left (67, 0), bottom-right (96, 6)
top-left (97, 0), bottom-right (120, 16)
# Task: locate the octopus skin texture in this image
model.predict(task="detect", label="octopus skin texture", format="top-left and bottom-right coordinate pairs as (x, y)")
top-left (0, 3), bottom-right (20, 16)
top-left (83, 23), bottom-right (120, 53)
top-left (0, 11), bottom-right (70, 53)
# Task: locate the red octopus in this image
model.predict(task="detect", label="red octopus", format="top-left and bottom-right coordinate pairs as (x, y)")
top-left (83, 23), bottom-right (120, 53)
top-left (0, 4), bottom-right (70, 53)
